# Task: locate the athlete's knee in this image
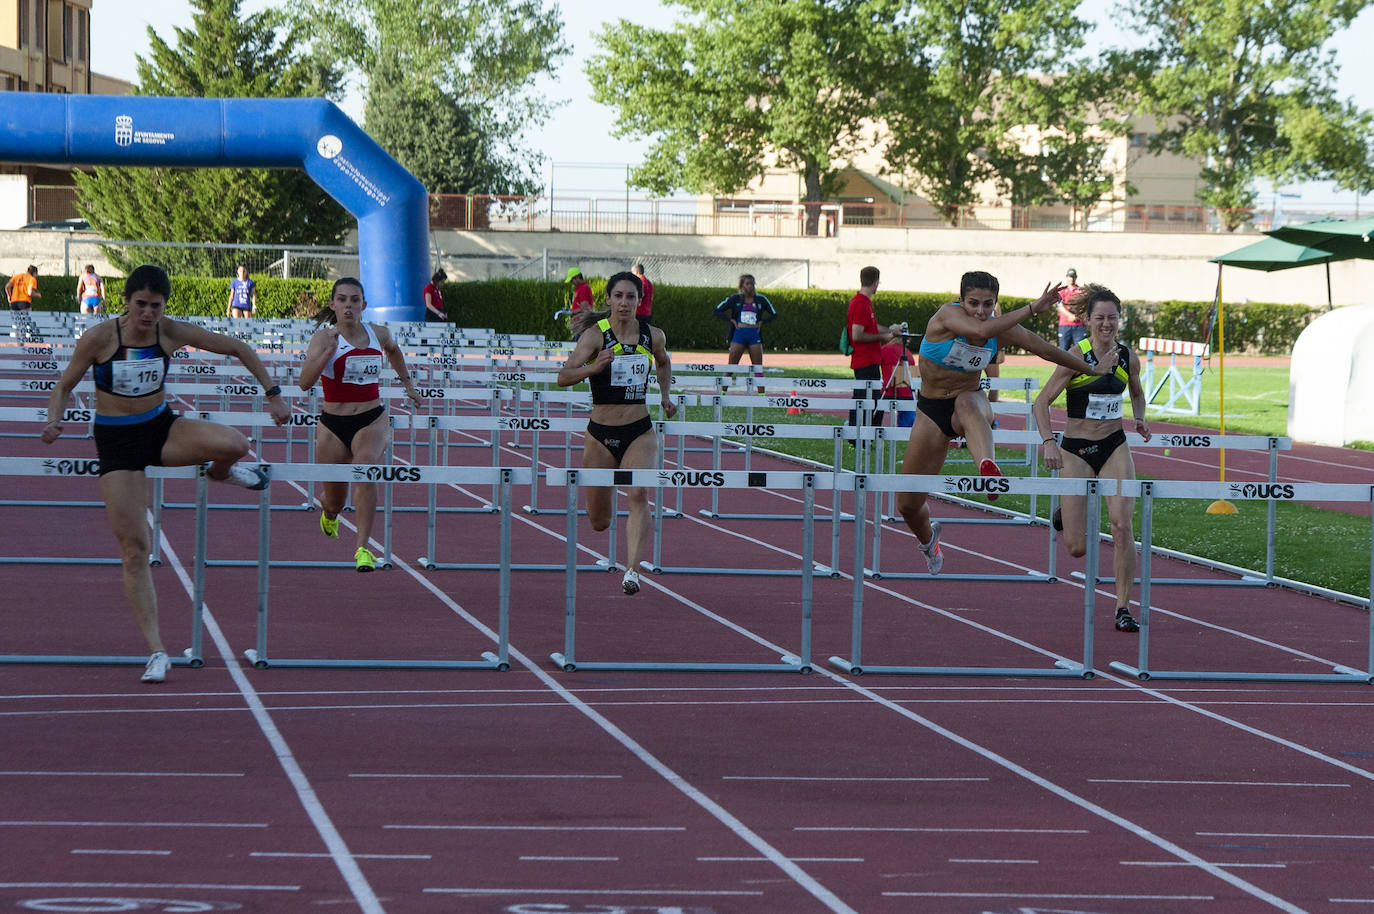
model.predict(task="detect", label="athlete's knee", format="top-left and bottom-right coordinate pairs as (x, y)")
top-left (1065, 539), bottom-right (1087, 559)
top-left (115, 530), bottom-right (151, 565)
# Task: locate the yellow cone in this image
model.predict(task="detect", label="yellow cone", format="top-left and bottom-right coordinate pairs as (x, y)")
top-left (1206, 499), bottom-right (1239, 515)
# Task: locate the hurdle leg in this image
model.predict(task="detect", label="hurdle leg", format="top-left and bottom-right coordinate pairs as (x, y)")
top-left (187, 468), bottom-right (209, 667)
top-left (244, 466), bottom-right (273, 669)
top-left (551, 471), bottom-right (580, 671)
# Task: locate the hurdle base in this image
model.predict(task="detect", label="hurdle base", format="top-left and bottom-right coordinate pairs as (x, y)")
top-left (418, 558), bottom-right (594, 573)
top-left (0, 653), bottom-right (197, 668)
top-left (865, 570), bottom-right (1053, 583)
top-left (242, 649), bottom-right (509, 671)
top-left (829, 655), bottom-right (1092, 679)
top-left (649, 563), bottom-right (828, 577)
top-left (550, 652), bottom-right (810, 674)
top-left (1108, 661), bottom-right (1372, 684)
top-left (1071, 571), bottom-right (1270, 588)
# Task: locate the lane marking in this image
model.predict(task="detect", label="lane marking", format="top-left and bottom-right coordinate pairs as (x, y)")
top-left (1089, 778), bottom-right (1349, 788)
top-left (698, 856), bottom-right (864, 863)
top-left (0, 881), bottom-right (298, 891)
top-left (423, 887), bottom-right (764, 896)
top-left (723, 775), bottom-right (987, 782)
top-left (386, 824), bottom-right (684, 832)
top-left (1199, 831), bottom-right (1374, 840)
top-left (351, 772), bottom-right (622, 779)
top-left (1121, 860), bottom-right (1287, 868)
top-left (153, 523), bottom-right (385, 914)
top-left (0, 770), bottom-right (243, 777)
top-left (0, 820), bottom-right (266, 828)
top-left (519, 856), bottom-right (620, 862)
top-left (948, 858), bottom-right (1039, 864)
top-left (251, 851), bottom-right (433, 860)
top-left (884, 891), bottom-right (1215, 900)
top-left (797, 826), bottom-right (1089, 834)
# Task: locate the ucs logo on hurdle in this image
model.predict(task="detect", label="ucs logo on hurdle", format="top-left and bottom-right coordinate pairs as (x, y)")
top-left (500, 417), bottom-right (550, 430)
top-left (1230, 482), bottom-right (1295, 500)
top-left (945, 475), bottom-right (1011, 496)
top-left (35, 408), bottom-right (93, 422)
top-left (767, 396), bottom-right (810, 410)
top-left (42, 458), bottom-right (100, 476)
top-left (1158, 434), bottom-right (1212, 448)
top-left (658, 470), bottom-right (726, 487)
top-left (351, 465), bottom-right (423, 482)
top-left (21, 379), bottom-right (56, 391)
top-left (215, 384), bottom-right (259, 396)
top-left (727, 423), bottom-right (776, 437)
top-left (794, 378), bottom-right (827, 388)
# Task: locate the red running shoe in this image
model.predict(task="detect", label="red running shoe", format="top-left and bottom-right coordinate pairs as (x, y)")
top-left (978, 458), bottom-right (1003, 501)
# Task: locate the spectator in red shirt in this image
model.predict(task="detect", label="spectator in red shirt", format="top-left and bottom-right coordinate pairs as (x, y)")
top-left (423, 269), bottom-right (447, 322)
top-left (1056, 267), bottom-right (1086, 349)
top-left (567, 268), bottom-right (594, 313)
top-left (632, 263), bottom-right (654, 319)
top-left (847, 265), bottom-right (900, 431)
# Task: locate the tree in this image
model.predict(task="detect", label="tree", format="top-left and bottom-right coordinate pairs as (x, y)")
top-left (1124, 0), bottom-right (1374, 230)
top-left (877, 0), bottom-right (1092, 225)
top-left (587, 0), bottom-right (891, 236)
top-left (289, 0), bottom-right (567, 196)
top-left (74, 0), bottom-right (353, 275)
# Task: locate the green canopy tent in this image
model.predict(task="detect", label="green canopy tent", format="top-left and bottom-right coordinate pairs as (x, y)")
top-left (1209, 235), bottom-right (1339, 308)
top-left (1268, 215), bottom-right (1374, 260)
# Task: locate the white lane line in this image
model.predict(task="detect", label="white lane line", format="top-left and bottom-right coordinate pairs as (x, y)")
top-left (424, 887), bottom-right (764, 897)
top-left (1121, 861), bottom-right (1287, 868)
top-left (723, 775), bottom-right (987, 783)
top-left (348, 497), bottom-right (862, 914)
top-left (0, 770), bottom-right (243, 777)
top-left (884, 891), bottom-right (1214, 900)
top-left (1090, 778), bottom-right (1349, 788)
top-left (351, 772), bottom-right (622, 779)
top-left (1333, 899), bottom-right (1374, 904)
top-left (0, 820), bottom-right (266, 828)
top-left (251, 852), bottom-right (433, 860)
top-left (796, 826), bottom-right (1089, 834)
top-left (386, 824), bottom-right (684, 832)
top-left (70, 849), bottom-right (172, 856)
top-left (519, 856), bottom-right (620, 862)
top-left (0, 881), bottom-right (298, 891)
top-left (698, 857), bottom-right (864, 863)
top-left (154, 522), bottom-right (384, 914)
top-left (948, 858), bottom-right (1039, 864)
top-left (1199, 831), bottom-right (1374, 840)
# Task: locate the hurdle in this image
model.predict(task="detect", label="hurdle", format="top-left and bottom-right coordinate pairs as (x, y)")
top-left (0, 458), bottom-right (208, 670)
top-left (240, 462), bottom-right (527, 671)
top-left (1138, 337), bottom-right (1209, 415)
top-left (830, 473), bottom-right (1108, 678)
top-left (1109, 478), bottom-right (1374, 684)
top-left (545, 467), bottom-right (828, 674)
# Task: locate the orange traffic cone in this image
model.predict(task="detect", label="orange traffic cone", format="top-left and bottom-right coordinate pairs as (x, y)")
top-left (786, 390), bottom-right (803, 416)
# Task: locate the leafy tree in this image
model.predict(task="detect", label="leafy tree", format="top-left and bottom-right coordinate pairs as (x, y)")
top-left (289, 0), bottom-right (567, 196)
top-left (877, 0), bottom-right (1091, 224)
top-left (74, 0), bottom-right (353, 275)
top-left (587, 0), bottom-right (891, 235)
top-left (1123, 0), bottom-right (1374, 230)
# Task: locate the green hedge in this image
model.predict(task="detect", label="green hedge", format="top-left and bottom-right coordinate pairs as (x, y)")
top-left (29, 273), bottom-right (1320, 355)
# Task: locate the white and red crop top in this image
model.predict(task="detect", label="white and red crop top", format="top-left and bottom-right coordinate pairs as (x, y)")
top-left (320, 323), bottom-right (385, 403)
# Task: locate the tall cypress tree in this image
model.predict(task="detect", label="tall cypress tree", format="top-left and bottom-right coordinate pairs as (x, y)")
top-left (74, 0), bottom-right (354, 275)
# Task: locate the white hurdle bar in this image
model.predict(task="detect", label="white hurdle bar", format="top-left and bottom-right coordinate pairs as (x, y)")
top-left (1111, 478), bottom-right (1374, 684)
top-left (544, 467), bottom-right (836, 674)
top-left (831, 473), bottom-right (1108, 679)
top-left (241, 462), bottom-right (530, 670)
top-left (0, 460), bottom-right (208, 669)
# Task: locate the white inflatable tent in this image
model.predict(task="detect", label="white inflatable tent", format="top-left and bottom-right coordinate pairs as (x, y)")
top-left (1288, 304), bottom-right (1374, 446)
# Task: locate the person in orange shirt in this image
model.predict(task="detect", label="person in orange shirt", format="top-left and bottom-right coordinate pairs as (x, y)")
top-left (6, 264), bottom-right (41, 312)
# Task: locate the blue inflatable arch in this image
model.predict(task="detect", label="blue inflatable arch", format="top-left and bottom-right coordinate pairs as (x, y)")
top-left (0, 93), bottom-right (429, 322)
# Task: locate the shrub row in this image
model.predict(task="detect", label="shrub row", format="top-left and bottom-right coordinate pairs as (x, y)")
top-left (27, 273), bottom-right (1320, 356)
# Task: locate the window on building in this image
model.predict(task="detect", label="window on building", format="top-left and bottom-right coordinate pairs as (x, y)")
top-left (76, 8), bottom-right (86, 61)
top-left (18, 0), bottom-right (28, 47)
top-left (60, 2), bottom-right (70, 61)
top-left (2, 75), bottom-right (15, 91)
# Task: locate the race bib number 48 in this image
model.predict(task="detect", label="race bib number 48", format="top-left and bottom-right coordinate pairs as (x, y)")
top-left (941, 340), bottom-right (991, 371)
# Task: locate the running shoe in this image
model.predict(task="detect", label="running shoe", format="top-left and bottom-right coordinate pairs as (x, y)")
top-left (319, 512), bottom-right (339, 538)
top-left (919, 520), bottom-right (944, 575)
top-left (622, 569), bottom-right (640, 595)
top-left (978, 457), bottom-right (1003, 501)
top-left (1051, 507), bottom-right (1063, 532)
top-left (141, 650), bottom-right (170, 684)
top-left (355, 546), bottom-right (377, 573)
top-left (1115, 608), bottom-right (1140, 633)
top-left (213, 464), bottom-right (269, 491)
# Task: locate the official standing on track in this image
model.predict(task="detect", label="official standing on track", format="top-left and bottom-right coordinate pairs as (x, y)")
top-left (557, 270), bottom-right (677, 595)
top-left (1034, 285), bottom-right (1150, 632)
top-left (41, 264), bottom-right (290, 683)
top-left (897, 271), bottom-right (1113, 574)
top-left (299, 278), bottom-right (423, 572)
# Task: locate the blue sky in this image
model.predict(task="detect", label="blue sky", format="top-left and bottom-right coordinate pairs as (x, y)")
top-left (90, 0), bottom-right (1374, 208)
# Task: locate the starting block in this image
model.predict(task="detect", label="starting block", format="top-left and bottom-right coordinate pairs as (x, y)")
top-left (1138, 337), bottom-right (1209, 416)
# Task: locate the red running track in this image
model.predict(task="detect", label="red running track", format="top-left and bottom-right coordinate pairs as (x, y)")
top-left (2, 396), bottom-right (1374, 914)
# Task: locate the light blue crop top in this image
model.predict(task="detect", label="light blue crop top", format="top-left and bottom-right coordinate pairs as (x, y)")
top-left (918, 334), bottom-right (998, 372)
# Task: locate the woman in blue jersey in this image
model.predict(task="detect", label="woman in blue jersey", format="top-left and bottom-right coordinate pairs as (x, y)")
top-left (897, 270), bottom-right (1112, 574)
top-left (1033, 286), bottom-right (1150, 632)
top-left (558, 271), bottom-right (677, 595)
top-left (713, 274), bottom-right (777, 394)
top-left (41, 265), bottom-right (290, 683)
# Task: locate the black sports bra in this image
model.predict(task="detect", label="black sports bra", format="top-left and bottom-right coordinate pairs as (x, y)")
top-left (92, 319), bottom-right (171, 398)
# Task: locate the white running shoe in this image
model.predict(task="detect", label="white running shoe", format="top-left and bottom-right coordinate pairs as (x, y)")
top-left (213, 464), bottom-right (269, 491)
top-left (919, 521), bottom-right (944, 575)
top-left (141, 650), bottom-right (170, 684)
top-left (622, 570), bottom-right (640, 595)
